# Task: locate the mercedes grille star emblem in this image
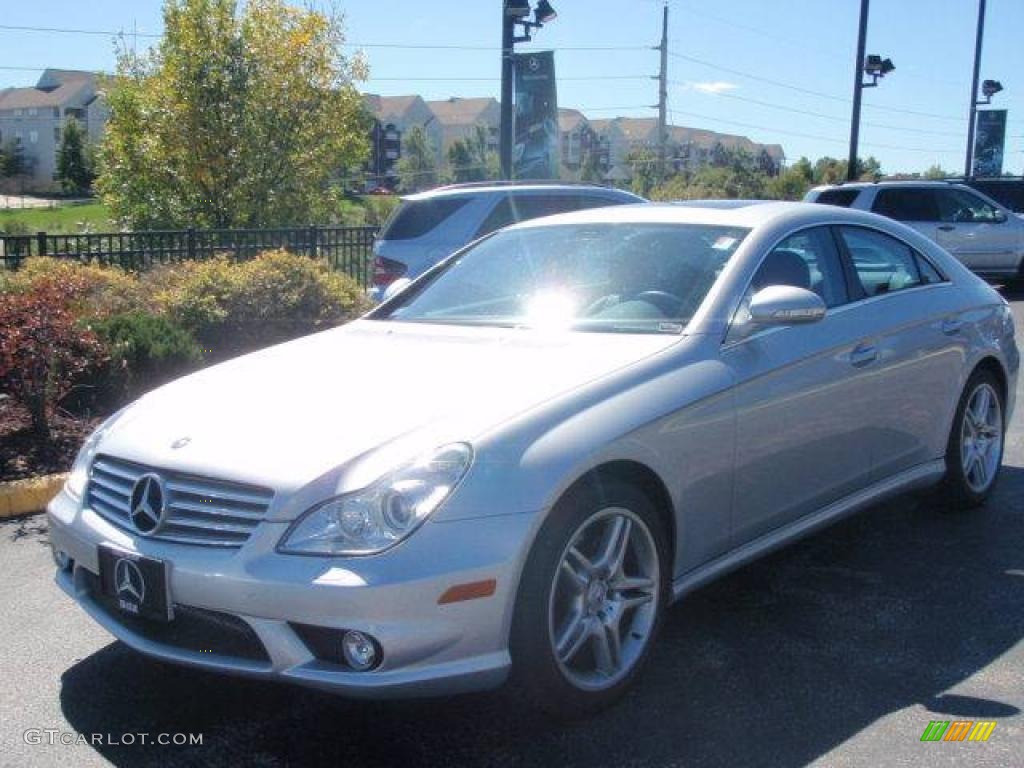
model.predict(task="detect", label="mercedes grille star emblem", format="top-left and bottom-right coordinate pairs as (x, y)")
top-left (114, 558), bottom-right (146, 604)
top-left (129, 473), bottom-right (166, 535)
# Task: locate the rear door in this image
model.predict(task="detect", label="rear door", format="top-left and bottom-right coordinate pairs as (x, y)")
top-left (835, 225), bottom-right (965, 478)
top-left (932, 187), bottom-right (1021, 274)
top-left (870, 187), bottom-right (942, 242)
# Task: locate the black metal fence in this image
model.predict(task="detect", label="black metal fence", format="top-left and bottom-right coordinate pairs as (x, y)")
top-left (0, 225), bottom-right (379, 286)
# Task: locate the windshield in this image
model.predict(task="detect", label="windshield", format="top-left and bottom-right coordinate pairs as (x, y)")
top-left (373, 222), bottom-right (749, 334)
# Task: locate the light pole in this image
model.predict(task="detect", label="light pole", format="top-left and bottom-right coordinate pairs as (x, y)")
top-left (847, 0), bottom-right (894, 181)
top-left (964, 0), bottom-right (988, 178)
top-left (499, 1), bottom-right (557, 180)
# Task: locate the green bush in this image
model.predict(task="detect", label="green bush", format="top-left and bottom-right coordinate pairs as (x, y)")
top-left (152, 249), bottom-right (371, 361)
top-left (0, 257), bottom-right (143, 318)
top-left (87, 312), bottom-right (203, 405)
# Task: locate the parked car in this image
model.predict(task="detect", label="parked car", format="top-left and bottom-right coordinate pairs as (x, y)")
top-left (805, 181), bottom-right (1024, 281)
top-left (49, 201), bottom-right (1017, 716)
top-left (370, 181), bottom-right (644, 299)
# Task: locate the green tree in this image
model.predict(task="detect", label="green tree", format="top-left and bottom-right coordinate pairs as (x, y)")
top-left (396, 125), bottom-right (438, 192)
top-left (924, 164), bottom-right (951, 180)
top-left (56, 118), bottom-right (95, 195)
top-left (448, 139), bottom-right (485, 183)
top-left (579, 148), bottom-right (604, 183)
top-left (0, 138), bottom-right (30, 178)
top-left (97, 0), bottom-right (368, 228)
top-left (625, 147), bottom-right (659, 198)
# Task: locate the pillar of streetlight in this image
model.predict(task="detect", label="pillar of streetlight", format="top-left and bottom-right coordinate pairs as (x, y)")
top-left (847, 0), bottom-right (870, 182)
top-left (965, 0), bottom-right (987, 178)
top-left (499, 4), bottom-right (516, 180)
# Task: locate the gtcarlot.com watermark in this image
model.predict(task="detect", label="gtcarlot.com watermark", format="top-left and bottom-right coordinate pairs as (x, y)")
top-left (24, 729), bottom-right (203, 747)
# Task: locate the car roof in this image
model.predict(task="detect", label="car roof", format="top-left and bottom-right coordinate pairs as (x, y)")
top-left (508, 200), bottom-right (850, 230)
top-left (809, 180), bottom-right (974, 192)
top-left (403, 182), bottom-right (641, 202)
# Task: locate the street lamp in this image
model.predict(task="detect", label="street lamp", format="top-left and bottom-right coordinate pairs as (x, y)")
top-left (847, 3), bottom-right (895, 181)
top-left (499, 0), bottom-right (558, 180)
top-left (979, 79), bottom-right (1003, 104)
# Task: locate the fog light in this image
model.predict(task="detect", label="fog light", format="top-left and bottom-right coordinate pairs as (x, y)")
top-left (341, 630), bottom-right (377, 671)
top-left (52, 548), bottom-right (72, 571)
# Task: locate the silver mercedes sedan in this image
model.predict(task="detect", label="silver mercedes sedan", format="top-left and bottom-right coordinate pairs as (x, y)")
top-left (47, 202), bottom-right (1018, 716)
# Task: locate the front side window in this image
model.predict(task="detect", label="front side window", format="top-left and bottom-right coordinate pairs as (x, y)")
top-left (935, 189), bottom-right (1000, 223)
top-left (375, 223), bottom-right (749, 334)
top-left (839, 226), bottom-right (922, 297)
top-left (872, 188), bottom-right (940, 222)
top-left (751, 227), bottom-right (848, 308)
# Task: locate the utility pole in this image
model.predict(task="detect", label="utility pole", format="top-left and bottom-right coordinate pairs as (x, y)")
top-left (846, 0), bottom-right (870, 182)
top-left (656, 3), bottom-right (668, 179)
top-left (499, 3), bottom-right (516, 180)
top-left (965, 0), bottom-right (987, 178)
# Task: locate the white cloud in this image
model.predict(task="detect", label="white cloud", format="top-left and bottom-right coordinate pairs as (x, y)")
top-left (691, 81), bottom-right (739, 95)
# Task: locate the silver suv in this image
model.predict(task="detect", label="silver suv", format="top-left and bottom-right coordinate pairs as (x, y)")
top-left (805, 181), bottom-right (1024, 280)
top-left (371, 182), bottom-right (644, 298)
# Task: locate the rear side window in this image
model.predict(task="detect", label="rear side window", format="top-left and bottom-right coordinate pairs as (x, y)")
top-left (380, 197), bottom-right (471, 240)
top-left (838, 227), bottom-right (922, 297)
top-left (814, 189), bottom-right (860, 207)
top-left (872, 189), bottom-right (940, 222)
top-left (475, 193), bottom-right (625, 238)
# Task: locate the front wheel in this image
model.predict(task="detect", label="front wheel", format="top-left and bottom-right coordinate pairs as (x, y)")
top-left (510, 480), bottom-right (668, 717)
top-left (942, 369), bottom-right (1005, 509)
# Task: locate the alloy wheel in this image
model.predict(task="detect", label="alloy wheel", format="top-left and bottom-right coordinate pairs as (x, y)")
top-left (960, 382), bottom-right (1003, 494)
top-left (547, 507), bottom-right (660, 691)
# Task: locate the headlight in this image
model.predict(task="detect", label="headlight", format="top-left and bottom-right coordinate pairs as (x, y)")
top-left (278, 443), bottom-right (473, 556)
top-left (64, 408), bottom-right (127, 500)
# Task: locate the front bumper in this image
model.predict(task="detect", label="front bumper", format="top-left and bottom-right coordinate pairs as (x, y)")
top-left (47, 489), bottom-right (537, 698)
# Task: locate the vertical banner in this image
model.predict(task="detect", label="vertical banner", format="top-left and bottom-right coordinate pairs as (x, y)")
top-left (513, 51), bottom-right (558, 179)
top-left (973, 109), bottom-right (1007, 177)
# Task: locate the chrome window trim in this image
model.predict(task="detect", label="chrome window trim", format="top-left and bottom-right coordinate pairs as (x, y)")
top-left (721, 219), bottom-right (953, 350)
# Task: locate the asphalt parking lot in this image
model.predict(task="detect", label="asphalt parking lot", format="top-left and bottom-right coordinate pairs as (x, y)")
top-left (2, 293), bottom-right (1023, 768)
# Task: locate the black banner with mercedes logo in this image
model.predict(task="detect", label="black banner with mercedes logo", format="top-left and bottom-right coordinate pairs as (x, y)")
top-left (513, 50), bottom-right (559, 179)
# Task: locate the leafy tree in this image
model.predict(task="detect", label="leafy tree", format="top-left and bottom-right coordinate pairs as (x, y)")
top-left (579, 147), bottom-right (604, 183)
top-left (56, 118), bottom-right (95, 195)
top-left (765, 165), bottom-right (812, 200)
top-left (97, 0), bottom-right (368, 228)
top-left (396, 125), bottom-right (438, 192)
top-left (0, 138), bottom-right (30, 178)
top-left (625, 147), bottom-right (659, 198)
top-left (448, 138), bottom-right (485, 183)
top-left (813, 156), bottom-right (848, 185)
top-left (924, 164), bottom-right (952, 180)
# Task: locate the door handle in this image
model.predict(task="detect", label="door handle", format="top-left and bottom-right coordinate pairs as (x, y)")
top-left (938, 225), bottom-right (956, 232)
top-left (850, 344), bottom-right (878, 367)
top-left (942, 318), bottom-right (964, 336)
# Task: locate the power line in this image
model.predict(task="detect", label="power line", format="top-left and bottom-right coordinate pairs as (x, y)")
top-left (667, 50), bottom-right (964, 122)
top-left (366, 75), bottom-right (653, 82)
top-left (668, 83), bottom-right (964, 138)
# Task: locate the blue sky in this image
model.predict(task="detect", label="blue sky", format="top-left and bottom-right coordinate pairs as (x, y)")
top-left (2, 0), bottom-right (1021, 174)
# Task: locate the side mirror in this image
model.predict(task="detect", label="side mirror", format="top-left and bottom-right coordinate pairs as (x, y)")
top-left (749, 285), bottom-right (826, 326)
top-left (993, 209), bottom-right (1008, 223)
top-left (381, 277), bottom-right (412, 303)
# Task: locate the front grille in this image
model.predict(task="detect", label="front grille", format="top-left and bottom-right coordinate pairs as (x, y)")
top-left (87, 455), bottom-right (273, 548)
top-left (83, 571), bottom-right (269, 662)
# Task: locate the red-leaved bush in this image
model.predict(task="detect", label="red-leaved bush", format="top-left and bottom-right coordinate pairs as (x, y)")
top-left (0, 284), bottom-right (108, 439)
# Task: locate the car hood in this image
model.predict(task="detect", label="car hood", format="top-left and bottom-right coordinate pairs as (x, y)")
top-left (98, 320), bottom-right (679, 492)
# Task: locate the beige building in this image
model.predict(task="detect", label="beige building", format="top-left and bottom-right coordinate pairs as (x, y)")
top-left (0, 69), bottom-right (107, 190)
top-left (424, 97), bottom-right (500, 169)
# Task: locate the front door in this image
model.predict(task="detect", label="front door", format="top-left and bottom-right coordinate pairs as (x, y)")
top-left (722, 226), bottom-right (877, 545)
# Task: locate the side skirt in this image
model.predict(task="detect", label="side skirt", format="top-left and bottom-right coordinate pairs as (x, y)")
top-left (670, 459), bottom-right (946, 603)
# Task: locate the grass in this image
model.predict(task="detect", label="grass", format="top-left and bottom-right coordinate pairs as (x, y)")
top-left (0, 202), bottom-right (114, 235)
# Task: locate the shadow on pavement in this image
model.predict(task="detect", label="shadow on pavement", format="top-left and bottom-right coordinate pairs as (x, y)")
top-left (60, 468), bottom-right (1024, 767)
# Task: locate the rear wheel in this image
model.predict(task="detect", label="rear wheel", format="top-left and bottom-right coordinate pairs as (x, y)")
top-left (942, 368), bottom-right (1005, 509)
top-left (510, 480), bottom-right (668, 718)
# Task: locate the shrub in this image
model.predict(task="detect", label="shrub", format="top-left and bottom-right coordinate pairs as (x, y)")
top-left (0, 257), bottom-right (143, 318)
top-left (152, 249), bottom-right (371, 361)
top-left (87, 312), bottom-right (203, 405)
top-left (0, 284), bottom-right (107, 438)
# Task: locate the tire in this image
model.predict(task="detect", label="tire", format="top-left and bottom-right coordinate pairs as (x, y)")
top-left (509, 478), bottom-right (669, 718)
top-left (941, 368), bottom-right (1006, 509)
